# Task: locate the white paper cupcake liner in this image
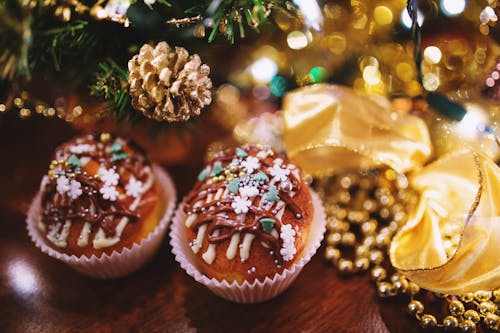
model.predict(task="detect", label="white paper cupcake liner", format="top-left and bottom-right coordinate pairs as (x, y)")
top-left (170, 188), bottom-right (326, 303)
top-left (26, 164), bottom-right (176, 279)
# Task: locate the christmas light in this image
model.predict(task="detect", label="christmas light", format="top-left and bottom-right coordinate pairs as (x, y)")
top-left (455, 104), bottom-right (489, 139)
top-left (440, 0), bottom-right (466, 17)
top-left (422, 73), bottom-right (440, 91)
top-left (287, 31), bottom-right (308, 50)
top-left (374, 6), bottom-right (393, 26)
top-left (293, 0), bottom-right (323, 31)
top-left (250, 57), bottom-right (278, 83)
top-left (401, 8), bottom-right (424, 29)
top-left (363, 65), bottom-right (381, 85)
top-left (423, 46), bottom-right (442, 64)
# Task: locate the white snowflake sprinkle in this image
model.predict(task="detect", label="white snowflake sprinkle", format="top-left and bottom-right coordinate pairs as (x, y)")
top-left (239, 185), bottom-right (259, 198)
top-left (269, 162), bottom-right (290, 182)
top-left (69, 144), bottom-right (95, 154)
top-left (126, 176), bottom-right (144, 198)
top-left (98, 167), bottom-right (119, 186)
top-left (100, 185), bottom-right (119, 201)
top-left (241, 156), bottom-right (261, 174)
top-left (69, 180), bottom-right (83, 199)
top-left (280, 224), bottom-right (297, 261)
top-left (231, 196), bottom-right (252, 214)
top-left (56, 176), bottom-right (70, 195)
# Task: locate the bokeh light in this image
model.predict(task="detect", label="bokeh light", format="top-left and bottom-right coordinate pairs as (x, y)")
top-left (440, 0), bottom-right (466, 17)
top-left (249, 57), bottom-right (278, 83)
top-left (363, 65), bottom-right (381, 85)
top-left (396, 62), bottom-right (414, 82)
top-left (326, 33), bottom-right (347, 55)
top-left (422, 73), bottom-right (440, 91)
top-left (293, 0), bottom-right (323, 31)
top-left (309, 66), bottom-right (329, 83)
top-left (269, 76), bottom-right (289, 97)
top-left (401, 8), bottom-right (424, 29)
top-left (7, 259), bottom-right (39, 297)
top-left (423, 46), bottom-right (442, 64)
top-left (374, 6), bottom-right (393, 26)
top-left (287, 31), bottom-right (308, 50)
top-left (455, 104), bottom-right (489, 139)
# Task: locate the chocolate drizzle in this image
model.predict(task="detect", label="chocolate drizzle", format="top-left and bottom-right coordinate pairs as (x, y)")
top-left (184, 146), bottom-right (306, 262)
top-left (40, 134), bottom-right (152, 239)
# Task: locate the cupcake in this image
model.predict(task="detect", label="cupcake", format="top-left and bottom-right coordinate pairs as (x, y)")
top-left (26, 133), bottom-right (176, 278)
top-left (170, 145), bottom-right (325, 302)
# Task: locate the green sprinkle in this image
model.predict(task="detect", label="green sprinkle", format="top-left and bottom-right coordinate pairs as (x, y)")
top-left (210, 162), bottom-right (224, 177)
top-left (254, 171), bottom-right (269, 182)
top-left (235, 147), bottom-right (248, 158)
top-left (198, 167), bottom-right (209, 182)
top-left (226, 178), bottom-right (240, 194)
top-left (112, 152), bottom-right (128, 161)
top-left (265, 185), bottom-right (279, 201)
top-left (260, 218), bottom-right (275, 233)
top-left (110, 142), bottom-right (122, 153)
top-left (66, 154), bottom-right (82, 168)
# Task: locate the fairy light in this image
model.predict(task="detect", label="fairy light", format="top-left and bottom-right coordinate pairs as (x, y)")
top-left (422, 73), bottom-right (440, 91)
top-left (401, 8), bottom-right (424, 29)
top-left (423, 46), bottom-right (442, 64)
top-left (455, 104), bottom-right (489, 139)
top-left (396, 63), bottom-right (414, 82)
top-left (326, 33), bottom-right (346, 55)
top-left (309, 66), bottom-right (329, 83)
top-left (249, 57), bottom-right (278, 83)
top-left (363, 65), bottom-right (381, 85)
top-left (374, 6), bottom-right (393, 26)
top-left (287, 31), bottom-right (308, 50)
top-left (440, 0), bottom-right (466, 17)
top-left (293, 0), bottom-right (323, 31)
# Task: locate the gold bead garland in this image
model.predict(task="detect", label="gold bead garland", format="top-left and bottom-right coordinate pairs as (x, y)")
top-left (317, 168), bottom-right (500, 332)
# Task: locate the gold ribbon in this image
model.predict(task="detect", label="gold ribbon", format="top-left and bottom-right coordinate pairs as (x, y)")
top-left (390, 150), bottom-right (500, 294)
top-left (282, 84), bottom-right (432, 176)
top-left (282, 84), bottom-right (500, 294)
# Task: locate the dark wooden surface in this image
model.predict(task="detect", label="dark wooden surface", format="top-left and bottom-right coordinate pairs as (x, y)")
top-left (0, 113), bottom-right (421, 333)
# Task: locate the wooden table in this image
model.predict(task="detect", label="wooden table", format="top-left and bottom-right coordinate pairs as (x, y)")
top-left (0, 113), bottom-right (421, 333)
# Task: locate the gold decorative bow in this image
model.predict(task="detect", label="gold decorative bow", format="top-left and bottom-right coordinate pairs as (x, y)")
top-left (282, 84), bottom-right (500, 294)
top-left (390, 150), bottom-right (500, 294)
top-left (282, 84), bottom-right (432, 176)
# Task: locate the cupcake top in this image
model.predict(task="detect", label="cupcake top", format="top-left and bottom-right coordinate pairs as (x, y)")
top-left (39, 133), bottom-right (160, 256)
top-left (183, 145), bottom-right (313, 281)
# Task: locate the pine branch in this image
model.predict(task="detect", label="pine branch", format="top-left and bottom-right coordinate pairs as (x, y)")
top-left (90, 60), bottom-right (140, 122)
top-left (31, 20), bottom-right (98, 72)
top-left (198, 0), bottom-right (297, 43)
top-left (0, 0), bottom-right (33, 81)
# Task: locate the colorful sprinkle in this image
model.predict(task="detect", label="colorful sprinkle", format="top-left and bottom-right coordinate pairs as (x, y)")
top-left (254, 171), bottom-right (269, 182)
top-left (265, 185), bottom-right (279, 201)
top-left (226, 178), bottom-right (240, 194)
top-left (210, 162), bottom-right (224, 177)
top-left (66, 154), bottom-right (82, 168)
top-left (110, 142), bottom-right (122, 153)
top-left (198, 167), bottom-right (209, 181)
top-left (260, 218), bottom-right (275, 233)
top-left (236, 147), bottom-right (248, 158)
top-left (112, 152), bottom-right (128, 161)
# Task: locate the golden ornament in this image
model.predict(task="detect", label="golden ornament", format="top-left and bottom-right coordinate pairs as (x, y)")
top-left (128, 42), bottom-right (212, 122)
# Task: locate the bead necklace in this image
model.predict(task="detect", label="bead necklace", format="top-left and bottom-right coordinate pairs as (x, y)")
top-left (316, 168), bottom-right (500, 332)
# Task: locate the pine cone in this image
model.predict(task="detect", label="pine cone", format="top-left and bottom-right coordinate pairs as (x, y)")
top-left (128, 42), bottom-right (212, 122)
